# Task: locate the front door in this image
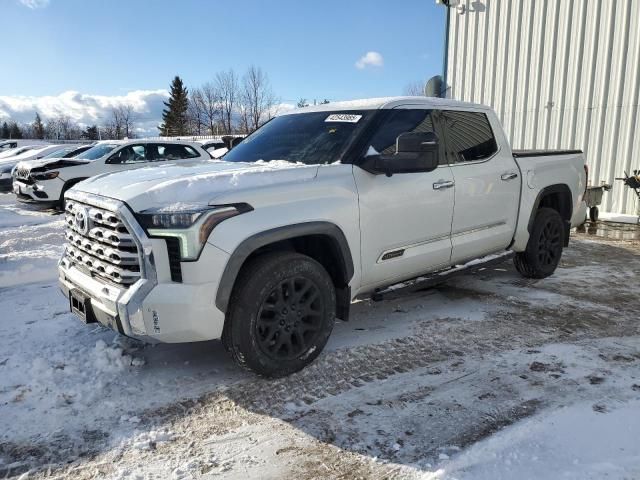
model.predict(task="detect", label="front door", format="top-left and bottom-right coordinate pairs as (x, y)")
top-left (353, 108), bottom-right (455, 290)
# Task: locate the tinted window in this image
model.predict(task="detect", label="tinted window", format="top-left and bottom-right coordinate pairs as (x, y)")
top-left (109, 145), bottom-right (147, 164)
top-left (63, 145), bottom-right (92, 158)
top-left (223, 111), bottom-right (374, 165)
top-left (442, 111), bottom-right (497, 163)
top-left (365, 109), bottom-right (434, 156)
top-left (152, 144), bottom-right (200, 161)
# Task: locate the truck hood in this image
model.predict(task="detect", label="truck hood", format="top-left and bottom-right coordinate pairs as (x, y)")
top-left (73, 160), bottom-right (319, 211)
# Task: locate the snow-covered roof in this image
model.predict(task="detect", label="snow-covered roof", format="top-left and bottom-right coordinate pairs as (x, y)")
top-left (280, 96), bottom-right (490, 115)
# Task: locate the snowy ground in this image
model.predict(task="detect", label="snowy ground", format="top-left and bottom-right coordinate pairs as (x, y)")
top-left (1, 192), bottom-right (639, 479)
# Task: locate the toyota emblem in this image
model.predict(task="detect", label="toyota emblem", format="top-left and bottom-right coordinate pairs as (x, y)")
top-left (74, 206), bottom-right (89, 235)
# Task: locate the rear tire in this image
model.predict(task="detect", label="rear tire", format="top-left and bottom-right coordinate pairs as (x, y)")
top-left (514, 207), bottom-right (565, 279)
top-left (589, 206), bottom-right (599, 222)
top-left (223, 251), bottom-right (336, 377)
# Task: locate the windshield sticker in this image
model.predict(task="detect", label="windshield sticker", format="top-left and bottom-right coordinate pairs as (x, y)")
top-left (325, 114), bottom-right (362, 123)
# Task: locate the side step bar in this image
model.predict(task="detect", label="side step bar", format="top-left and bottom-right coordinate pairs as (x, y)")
top-left (371, 251), bottom-right (515, 302)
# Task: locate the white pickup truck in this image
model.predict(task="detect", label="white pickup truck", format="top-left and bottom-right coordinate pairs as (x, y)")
top-left (58, 97), bottom-right (587, 377)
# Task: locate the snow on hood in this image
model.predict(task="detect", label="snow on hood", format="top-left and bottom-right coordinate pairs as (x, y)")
top-left (15, 157), bottom-right (88, 171)
top-left (74, 160), bottom-right (318, 211)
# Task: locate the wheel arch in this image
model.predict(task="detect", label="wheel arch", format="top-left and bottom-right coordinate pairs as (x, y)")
top-left (528, 184), bottom-right (573, 246)
top-left (59, 177), bottom-right (89, 203)
top-left (216, 222), bottom-right (354, 320)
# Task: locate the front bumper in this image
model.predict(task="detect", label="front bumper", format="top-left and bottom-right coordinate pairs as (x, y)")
top-left (58, 191), bottom-right (228, 343)
top-left (13, 177), bottom-right (63, 202)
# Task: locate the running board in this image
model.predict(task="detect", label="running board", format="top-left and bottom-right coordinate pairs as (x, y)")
top-left (370, 251), bottom-right (515, 302)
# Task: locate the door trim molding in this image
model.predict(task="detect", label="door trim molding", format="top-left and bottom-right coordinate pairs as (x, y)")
top-left (377, 233), bottom-right (451, 263)
top-left (452, 221), bottom-right (506, 238)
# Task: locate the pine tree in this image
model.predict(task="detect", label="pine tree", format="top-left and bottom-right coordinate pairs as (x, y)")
top-left (33, 112), bottom-right (45, 139)
top-left (160, 76), bottom-right (189, 136)
top-left (83, 125), bottom-right (99, 140)
top-left (0, 122), bottom-right (9, 139)
top-left (8, 122), bottom-right (22, 139)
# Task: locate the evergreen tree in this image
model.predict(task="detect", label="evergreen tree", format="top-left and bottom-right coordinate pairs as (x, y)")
top-left (83, 125), bottom-right (99, 140)
top-left (33, 112), bottom-right (45, 139)
top-left (0, 122), bottom-right (9, 139)
top-left (297, 98), bottom-right (309, 108)
top-left (160, 76), bottom-right (189, 136)
top-left (8, 122), bottom-right (22, 139)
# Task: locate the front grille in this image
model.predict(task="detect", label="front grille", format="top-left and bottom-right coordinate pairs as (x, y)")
top-left (14, 166), bottom-right (31, 181)
top-left (64, 199), bottom-right (142, 286)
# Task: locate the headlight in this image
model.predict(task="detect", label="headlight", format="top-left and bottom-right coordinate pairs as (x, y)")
top-left (32, 171), bottom-right (59, 181)
top-left (137, 204), bottom-right (252, 261)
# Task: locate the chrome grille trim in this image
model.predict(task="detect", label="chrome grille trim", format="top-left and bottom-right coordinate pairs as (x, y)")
top-left (64, 198), bottom-right (142, 286)
top-left (14, 166), bottom-right (31, 180)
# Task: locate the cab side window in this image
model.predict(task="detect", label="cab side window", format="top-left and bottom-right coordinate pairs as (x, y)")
top-left (441, 111), bottom-right (498, 163)
top-left (366, 109), bottom-right (435, 156)
top-left (108, 145), bottom-right (148, 164)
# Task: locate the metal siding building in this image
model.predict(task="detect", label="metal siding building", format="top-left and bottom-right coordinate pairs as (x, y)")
top-left (444, 0), bottom-right (640, 214)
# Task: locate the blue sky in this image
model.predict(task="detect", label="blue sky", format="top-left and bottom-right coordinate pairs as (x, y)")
top-left (0, 0), bottom-right (446, 132)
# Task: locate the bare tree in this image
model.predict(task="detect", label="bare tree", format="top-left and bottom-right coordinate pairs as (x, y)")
top-left (403, 80), bottom-right (425, 96)
top-left (241, 65), bottom-right (277, 132)
top-left (215, 69), bottom-right (239, 134)
top-left (46, 114), bottom-right (78, 140)
top-left (111, 105), bottom-right (136, 139)
top-left (188, 88), bottom-right (206, 135)
top-left (197, 82), bottom-right (221, 135)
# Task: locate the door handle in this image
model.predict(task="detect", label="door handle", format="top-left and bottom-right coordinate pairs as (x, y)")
top-left (501, 172), bottom-right (518, 181)
top-left (433, 180), bottom-right (455, 190)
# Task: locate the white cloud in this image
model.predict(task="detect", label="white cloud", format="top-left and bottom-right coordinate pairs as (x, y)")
top-left (355, 51), bottom-right (384, 70)
top-left (18, 0), bottom-right (50, 9)
top-left (0, 90), bottom-right (169, 136)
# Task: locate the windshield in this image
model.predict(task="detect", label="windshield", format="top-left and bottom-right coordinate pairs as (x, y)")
top-left (42, 147), bottom-right (75, 159)
top-left (223, 111), bottom-right (374, 164)
top-left (75, 143), bottom-right (118, 161)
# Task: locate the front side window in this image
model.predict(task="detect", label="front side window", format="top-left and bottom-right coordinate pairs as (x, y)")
top-left (223, 110), bottom-right (374, 165)
top-left (109, 145), bottom-right (148, 164)
top-left (364, 109), bottom-right (435, 157)
top-left (441, 111), bottom-right (498, 163)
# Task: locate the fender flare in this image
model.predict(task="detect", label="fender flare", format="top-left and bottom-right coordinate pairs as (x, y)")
top-left (527, 184), bottom-right (573, 246)
top-left (215, 221), bottom-right (355, 313)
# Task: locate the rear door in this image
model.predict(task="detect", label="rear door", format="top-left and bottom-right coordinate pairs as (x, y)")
top-left (441, 110), bottom-right (520, 263)
top-left (353, 107), bottom-right (455, 289)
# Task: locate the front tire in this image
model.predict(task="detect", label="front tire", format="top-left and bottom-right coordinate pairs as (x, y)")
top-left (514, 207), bottom-right (565, 279)
top-left (223, 251), bottom-right (336, 377)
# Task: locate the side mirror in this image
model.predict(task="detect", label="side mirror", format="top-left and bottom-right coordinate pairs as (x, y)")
top-left (361, 131), bottom-right (440, 176)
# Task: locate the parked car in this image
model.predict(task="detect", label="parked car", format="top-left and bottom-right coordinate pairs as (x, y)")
top-left (13, 140), bottom-right (210, 206)
top-left (0, 144), bottom-right (62, 192)
top-left (0, 144), bottom-right (41, 160)
top-left (58, 97), bottom-right (587, 376)
top-left (0, 140), bottom-right (18, 152)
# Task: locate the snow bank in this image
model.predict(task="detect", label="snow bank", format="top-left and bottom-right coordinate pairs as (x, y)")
top-left (434, 400), bottom-right (640, 479)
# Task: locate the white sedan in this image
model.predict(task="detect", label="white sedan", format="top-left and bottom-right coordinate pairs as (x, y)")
top-left (12, 139), bottom-right (211, 207)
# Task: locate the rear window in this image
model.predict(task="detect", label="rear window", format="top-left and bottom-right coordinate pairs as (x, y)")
top-left (152, 144), bottom-right (200, 161)
top-left (442, 111), bottom-right (498, 163)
